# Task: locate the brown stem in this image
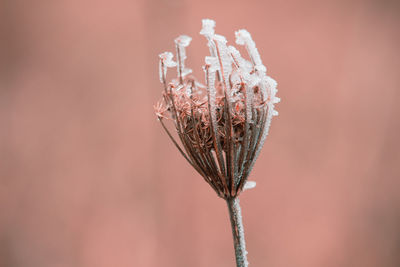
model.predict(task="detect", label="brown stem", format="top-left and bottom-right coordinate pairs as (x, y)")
top-left (226, 197), bottom-right (248, 267)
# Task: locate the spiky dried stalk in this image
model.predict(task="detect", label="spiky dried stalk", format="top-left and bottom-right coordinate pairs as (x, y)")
top-left (155, 19), bottom-right (279, 267)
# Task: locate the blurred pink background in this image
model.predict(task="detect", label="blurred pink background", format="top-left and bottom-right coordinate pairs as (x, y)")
top-left (1, 0), bottom-right (400, 266)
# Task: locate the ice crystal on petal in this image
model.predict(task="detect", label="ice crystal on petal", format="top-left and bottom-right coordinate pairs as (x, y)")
top-left (234, 29), bottom-right (250, 45)
top-left (175, 35), bottom-right (192, 81)
top-left (228, 46), bottom-right (250, 71)
top-left (201, 19), bottom-right (219, 60)
top-left (200, 19), bottom-right (216, 37)
top-left (243, 181), bottom-right (256, 191)
top-left (204, 59), bottom-right (218, 130)
top-left (159, 52), bottom-right (176, 83)
top-left (205, 56), bottom-right (220, 71)
top-left (182, 67), bottom-right (193, 77)
top-left (235, 30), bottom-right (265, 71)
top-left (273, 97), bottom-right (281, 104)
top-left (175, 35), bottom-right (192, 47)
top-left (213, 34), bottom-right (233, 98)
top-left (159, 52), bottom-right (176, 67)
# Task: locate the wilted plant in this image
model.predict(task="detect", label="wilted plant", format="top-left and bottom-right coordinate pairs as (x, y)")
top-left (155, 19), bottom-right (279, 267)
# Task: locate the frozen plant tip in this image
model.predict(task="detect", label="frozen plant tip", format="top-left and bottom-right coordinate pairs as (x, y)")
top-left (155, 19), bottom-right (279, 267)
top-left (155, 20), bottom-right (279, 199)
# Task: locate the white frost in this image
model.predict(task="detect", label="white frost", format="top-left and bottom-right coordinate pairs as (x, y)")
top-left (243, 181), bottom-right (256, 191)
top-left (205, 56), bottom-right (220, 72)
top-left (182, 67), bottom-right (193, 77)
top-left (175, 35), bottom-right (193, 81)
top-left (200, 19), bottom-right (216, 37)
top-left (205, 56), bottom-right (220, 116)
top-left (232, 198), bottom-right (249, 267)
top-left (235, 30), bottom-right (265, 72)
top-left (158, 52), bottom-right (177, 83)
top-left (175, 35), bottom-right (192, 47)
top-left (213, 34), bottom-right (233, 102)
top-left (235, 29), bottom-right (269, 104)
top-left (159, 52), bottom-right (176, 67)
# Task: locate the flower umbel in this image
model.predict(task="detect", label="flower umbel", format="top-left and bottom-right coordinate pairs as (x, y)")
top-left (155, 19), bottom-right (279, 267)
top-left (155, 19), bottom-right (279, 200)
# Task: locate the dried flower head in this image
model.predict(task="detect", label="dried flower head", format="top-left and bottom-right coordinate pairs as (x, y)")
top-left (155, 19), bottom-right (279, 200)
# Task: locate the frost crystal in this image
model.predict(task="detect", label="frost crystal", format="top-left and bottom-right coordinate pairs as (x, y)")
top-left (175, 35), bottom-right (192, 47)
top-left (200, 19), bottom-right (216, 37)
top-left (232, 198), bottom-right (249, 266)
top-left (175, 35), bottom-right (193, 82)
top-left (205, 56), bottom-right (220, 71)
top-left (235, 30), bottom-right (265, 71)
top-left (243, 181), bottom-right (256, 191)
top-left (158, 52), bottom-right (176, 83)
top-left (156, 19), bottom-right (279, 199)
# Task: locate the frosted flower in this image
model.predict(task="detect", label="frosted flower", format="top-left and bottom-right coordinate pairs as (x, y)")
top-left (155, 19), bottom-right (279, 199)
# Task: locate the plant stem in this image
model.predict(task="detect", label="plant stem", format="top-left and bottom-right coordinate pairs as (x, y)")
top-left (226, 197), bottom-right (248, 267)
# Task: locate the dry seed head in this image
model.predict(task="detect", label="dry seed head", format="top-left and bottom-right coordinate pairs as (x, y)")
top-left (155, 19), bottom-right (279, 199)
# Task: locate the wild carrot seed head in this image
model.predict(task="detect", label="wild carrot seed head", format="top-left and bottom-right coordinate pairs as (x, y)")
top-left (155, 19), bottom-right (280, 199)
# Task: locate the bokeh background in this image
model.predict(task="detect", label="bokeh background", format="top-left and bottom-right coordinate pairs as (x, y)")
top-left (1, 0), bottom-right (400, 266)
